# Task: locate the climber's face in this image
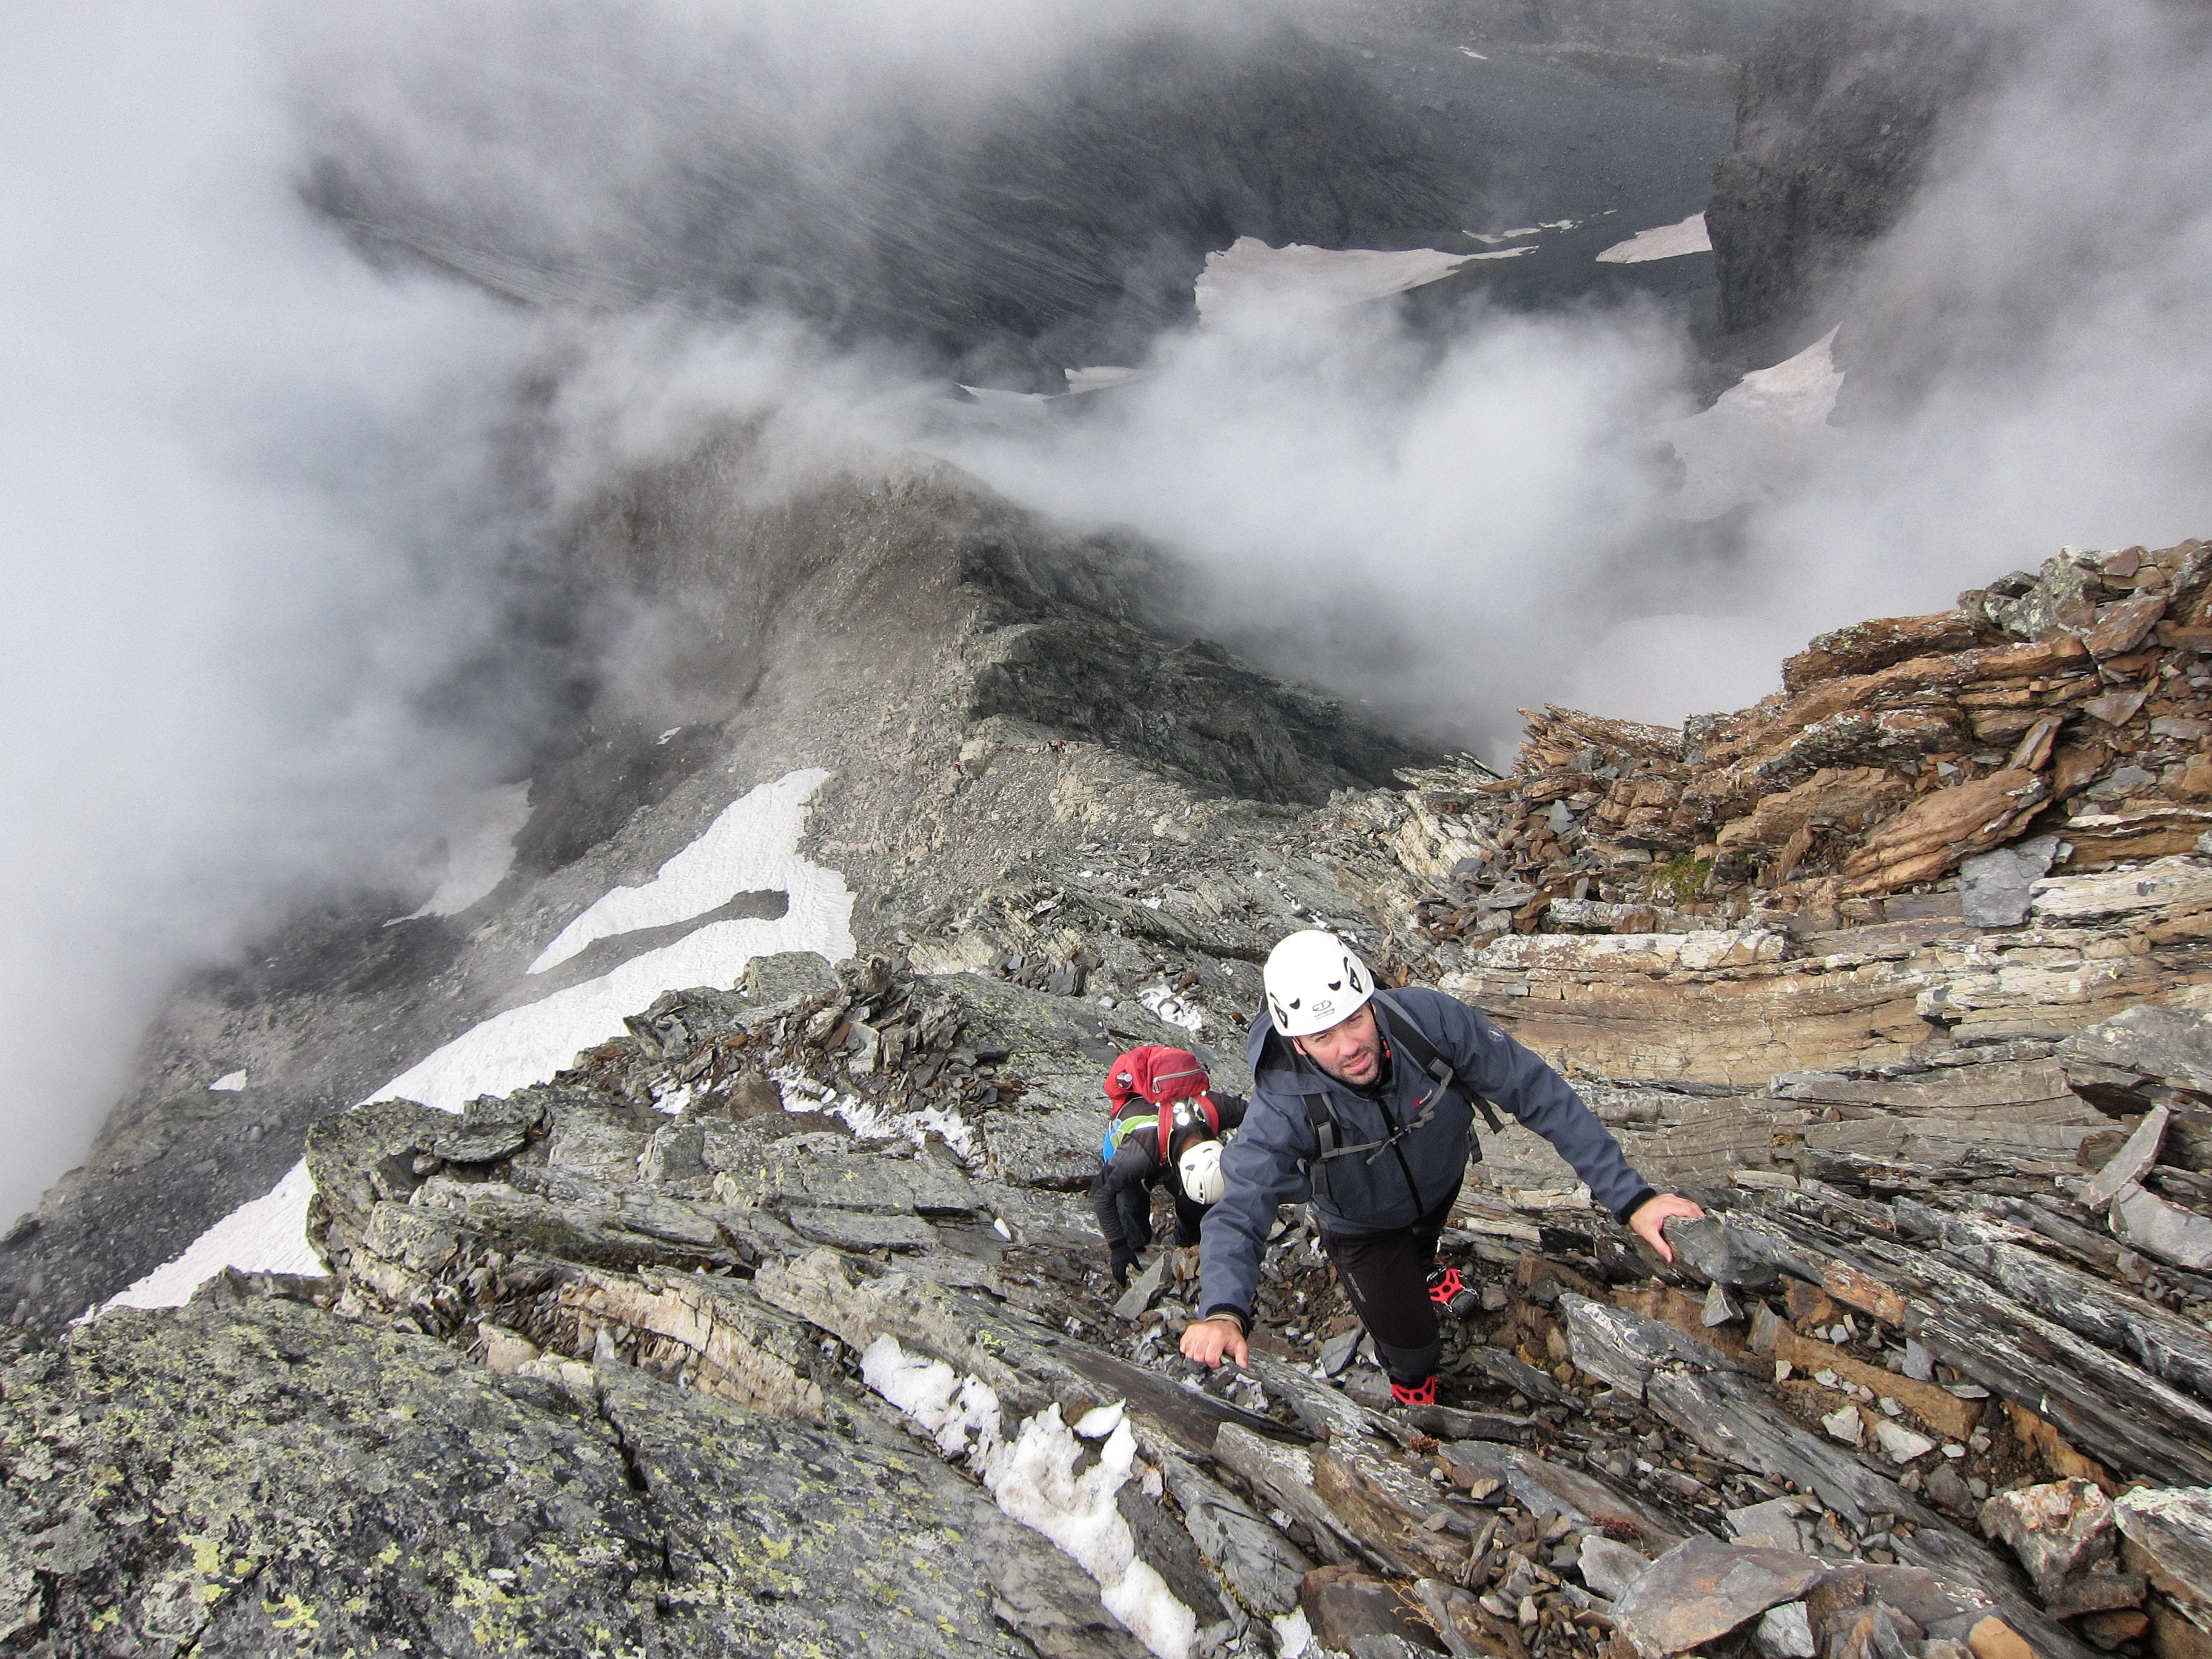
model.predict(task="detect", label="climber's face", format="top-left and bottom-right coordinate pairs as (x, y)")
top-left (1293, 1004), bottom-right (1381, 1087)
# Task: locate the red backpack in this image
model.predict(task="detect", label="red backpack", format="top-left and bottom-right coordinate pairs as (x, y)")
top-left (1102, 1045), bottom-right (1219, 1160)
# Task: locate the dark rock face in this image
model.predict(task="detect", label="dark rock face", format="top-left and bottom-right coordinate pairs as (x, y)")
top-left (307, 21), bottom-right (1455, 384)
top-left (1707, 0), bottom-right (1992, 333)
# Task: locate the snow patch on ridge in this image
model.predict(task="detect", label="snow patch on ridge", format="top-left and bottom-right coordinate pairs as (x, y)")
top-left (771, 1067), bottom-right (977, 1162)
top-left (1662, 327), bottom-right (1845, 522)
top-left (99, 769), bottom-right (853, 1315)
top-left (1195, 236), bottom-right (1476, 327)
top-left (860, 1334), bottom-right (1198, 1659)
top-left (1596, 212), bottom-right (1711, 263)
top-left (209, 1070), bottom-right (247, 1092)
top-left (528, 768), bottom-right (833, 973)
top-left (100, 1159), bottom-right (322, 1313)
top-left (390, 780), bottom-right (534, 923)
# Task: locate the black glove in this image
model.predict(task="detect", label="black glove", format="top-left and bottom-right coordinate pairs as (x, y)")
top-left (1109, 1247), bottom-right (1139, 1288)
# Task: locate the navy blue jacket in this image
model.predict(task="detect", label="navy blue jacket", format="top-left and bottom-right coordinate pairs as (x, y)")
top-left (1197, 988), bottom-right (1655, 1327)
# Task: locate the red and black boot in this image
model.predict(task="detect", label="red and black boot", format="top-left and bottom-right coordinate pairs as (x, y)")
top-left (1426, 1265), bottom-right (1481, 1320)
top-left (1389, 1373), bottom-right (1439, 1408)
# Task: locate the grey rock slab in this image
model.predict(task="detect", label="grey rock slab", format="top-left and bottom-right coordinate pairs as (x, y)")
top-left (1212, 1424), bottom-right (1356, 1567)
top-left (2114, 1486), bottom-right (2212, 1616)
top-left (1754, 1601), bottom-right (1817, 1659)
top-left (739, 949), bottom-right (839, 1003)
top-left (1610, 1535), bottom-right (1826, 1658)
top-left (1726, 1497), bottom-right (1820, 1555)
top-left (1561, 1292), bottom-right (1734, 1402)
top-left (1959, 836), bottom-right (2059, 928)
top-left (0, 1296), bottom-right (1130, 1659)
top-left (1438, 1440), bottom-right (1683, 1554)
top-left (2084, 1103), bottom-right (2170, 1210)
top-left (547, 1113), bottom-right (649, 1182)
top-left (1155, 1445), bottom-right (1313, 1618)
top-left (785, 1205), bottom-right (939, 1252)
top-left (429, 1124), bottom-right (531, 1165)
top-left (1580, 1533), bottom-right (1654, 1599)
top-left (1115, 1483), bottom-right (1233, 1634)
top-left (1112, 1252), bottom-right (1168, 1321)
top-left (2110, 1182), bottom-right (2212, 1271)
top-left (714, 1136), bottom-right (979, 1216)
top-left (977, 1110), bottom-right (1102, 1191)
top-left (2061, 1004), bottom-right (2212, 1096)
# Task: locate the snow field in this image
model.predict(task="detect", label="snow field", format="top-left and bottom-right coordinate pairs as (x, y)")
top-left (99, 1158), bottom-right (323, 1313)
top-left (860, 1333), bottom-right (1199, 1659)
top-left (99, 769), bottom-right (853, 1314)
top-left (528, 768), bottom-right (834, 973)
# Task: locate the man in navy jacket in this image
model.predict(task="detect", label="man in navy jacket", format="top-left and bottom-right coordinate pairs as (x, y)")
top-left (1181, 929), bottom-right (1703, 1405)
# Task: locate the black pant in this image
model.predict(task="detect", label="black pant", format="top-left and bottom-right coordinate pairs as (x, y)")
top-left (1112, 1182), bottom-right (1208, 1253)
top-left (1324, 1181), bottom-right (1461, 1386)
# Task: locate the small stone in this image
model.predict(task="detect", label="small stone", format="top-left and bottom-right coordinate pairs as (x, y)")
top-left (1903, 1341), bottom-right (1936, 1383)
top-left (1113, 1254), bottom-right (1168, 1322)
top-left (2076, 1609), bottom-right (2150, 1651)
top-left (1873, 1421), bottom-right (1936, 1464)
top-left (1318, 1328), bottom-right (1363, 1376)
top-left (1753, 1602), bottom-right (1817, 1659)
top-left (1822, 1406), bottom-right (1865, 1447)
top-left (1704, 1282), bottom-right (1741, 1326)
top-left (1968, 1617), bottom-right (2037, 1659)
top-left (1580, 1535), bottom-right (1651, 1600)
top-left (2085, 1103), bottom-right (2171, 1210)
top-left (478, 1323), bottom-right (541, 1375)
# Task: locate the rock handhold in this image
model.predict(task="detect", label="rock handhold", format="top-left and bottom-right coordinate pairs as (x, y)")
top-left (2059, 1004), bottom-right (2212, 1094)
top-left (1960, 836), bottom-right (2060, 929)
top-left (1611, 1535), bottom-right (1827, 1658)
top-left (1112, 1252), bottom-right (1168, 1322)
top-left (1581, 1533), bottom-right (1654, 1600)
top-left (1299, 1564), bottom-right (1444, 1656)
top-left (2110, 1183), bottom-right (2212, 1272)
top-left (2114, 1487), bottom-right (2212, 1619)
top-left (1980, 1480), bottom-right (2117, 1594)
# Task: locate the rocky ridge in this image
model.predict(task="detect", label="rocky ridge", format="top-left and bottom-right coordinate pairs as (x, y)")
top-left (12, 539), bottom-right (2212, 1659)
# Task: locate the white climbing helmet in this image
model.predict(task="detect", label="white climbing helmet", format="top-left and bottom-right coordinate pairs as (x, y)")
top-left (1262, 928), bottom-right (1373, 1038)
top-left (1178, 1138), bottom-right (1226, 1205)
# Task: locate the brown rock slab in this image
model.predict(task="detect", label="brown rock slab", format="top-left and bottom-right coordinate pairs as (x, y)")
top-left (1610, 1535), bottom-right (1826, 1658)
top-left (1968, 1615), bottom-right (2039, 1659)
top-left (1300, 1565), bottom-right (1444, 1655)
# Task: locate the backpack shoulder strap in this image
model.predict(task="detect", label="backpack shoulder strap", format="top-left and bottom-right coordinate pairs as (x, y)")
top-left (1371, 989), bottom-right (1504, 1134)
